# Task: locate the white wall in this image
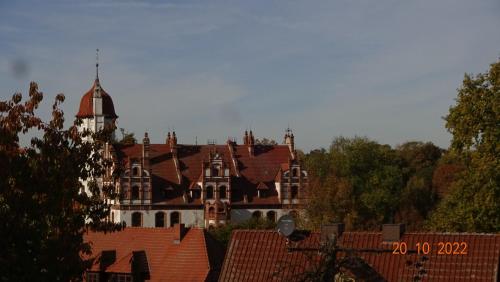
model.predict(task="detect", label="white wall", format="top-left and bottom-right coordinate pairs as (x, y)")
top-left (111, 208), bottom-right (205, 228)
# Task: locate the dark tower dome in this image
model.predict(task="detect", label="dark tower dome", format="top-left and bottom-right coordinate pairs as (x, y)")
top-left (76, 79), bottom-right (118, 119)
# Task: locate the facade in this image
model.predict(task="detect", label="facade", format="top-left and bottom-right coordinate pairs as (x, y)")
top-left (76, 73), bottom-right (308, 228)
top-left (84, 224), bottom-right (224, 281)
top-left (220, 228), bottom-right (500, 281)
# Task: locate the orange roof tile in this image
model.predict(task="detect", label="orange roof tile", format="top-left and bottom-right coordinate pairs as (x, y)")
top-left (220, 230), bottom-right (500, 282)
top-left (84, 226), bottom-right (224, 281)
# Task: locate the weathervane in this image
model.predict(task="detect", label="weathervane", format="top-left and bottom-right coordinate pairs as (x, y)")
top-left (96, 48), bottom-right (99, 79)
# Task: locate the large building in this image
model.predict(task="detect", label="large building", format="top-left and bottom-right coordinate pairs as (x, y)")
top-left (76, 70), bottom-right (308, 228)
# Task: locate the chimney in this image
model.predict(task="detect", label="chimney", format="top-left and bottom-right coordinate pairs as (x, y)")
top-left (247, 130), bottom-right (255, 156)
top-left (173, 223), bottom-right (186, 244)
top-left (321, 223), bottom-right (345, 243)
top-left (382, 224), bottom-right (405, 242)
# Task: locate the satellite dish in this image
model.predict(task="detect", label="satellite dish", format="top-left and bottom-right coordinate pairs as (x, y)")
top-left (276, 215), bottom-right (296, 237)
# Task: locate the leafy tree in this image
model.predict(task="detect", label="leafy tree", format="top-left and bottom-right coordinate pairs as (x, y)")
top-left (118, 128), bottom-right (137, 145)
top-left (305, 137), bottom-right (404, 230)
top-left (428, 60), bottom-right (500, 232)
top-left (0, 83), bottom-right (122, 281)
top-left (395, 142), bottom-right (443, 230)
top-left (208, 217), bottom-right (276, 247)
top-left (255, 137), bottom-right (278, 145)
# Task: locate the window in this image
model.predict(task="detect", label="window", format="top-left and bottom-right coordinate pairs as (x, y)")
top-left (292, 168), bottom-right (298, 177)
top-left (191, 190), bottom-right (201, 199)
top-left (208, 207), bottom-right (215, 218)
top-left (219, 186), bottom-right (227, 199)
top-left (131, 212), bottom-right (142, 227)
top-left (109, 274), bottom-right (132, 282)
top-left (170, 211), bottom-right (180, 227)
top-left (206, 186), bottom-right (214, 199)
top-left (291, 185), bottom-right (299, 199)
top-left (143, 186), bottom-right (150, 200)
top-left (131, 186), bottom-right (140, 200)
top-left (267, 211), bottom-right (276, 222)
top-left (111, 212), bottom-right (114, 222)
top-left (132, 167), bottom-right (139, 176)
top-left (252, 211), bottom-right (261, 218)
top-left (282, 186), bottom-right (289, 199)
top-left (86, 272), bottom-right (99, 282)
top-left (155, 212), bottom-right (165, 227)
top-left (212, 165), bottom-right (220, 177)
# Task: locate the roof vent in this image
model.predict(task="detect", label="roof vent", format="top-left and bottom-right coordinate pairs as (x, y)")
top-left (382, 224), bottom-right (405, 242)
top-left (321, 223), bottom-right (344, 243)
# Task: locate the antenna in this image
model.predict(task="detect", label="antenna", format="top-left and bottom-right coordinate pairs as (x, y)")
top-left (276, 214), bottom-right (296, 237)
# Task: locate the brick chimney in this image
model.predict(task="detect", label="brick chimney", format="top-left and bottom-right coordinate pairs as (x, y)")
top-left (173, 223), bottom-right (186, 244)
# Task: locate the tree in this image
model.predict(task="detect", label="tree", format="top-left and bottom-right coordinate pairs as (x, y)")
top-left (395, 142), bottom-right (443, 230)
top-left (208, 217), bottom-right (276, 248)
top-left (305, 137), bottom-right (404, 230)
top-left (255, 137), bottom-right (278, 145)
top-left (0, 83), bottom-right (122, 281)
top-left (118, 128), bottom-right (137, 145)
top-left (428, 60), bottom-right (500, 232)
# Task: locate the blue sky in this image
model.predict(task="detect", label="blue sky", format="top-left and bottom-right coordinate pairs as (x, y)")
top-left (1, 0), bottom-right (499, 151)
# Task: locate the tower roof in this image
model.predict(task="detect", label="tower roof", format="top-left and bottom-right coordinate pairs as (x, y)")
top-left (76, 79), bottom-right (118, 119)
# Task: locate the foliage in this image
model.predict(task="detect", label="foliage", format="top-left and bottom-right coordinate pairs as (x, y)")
top-left (304, 137), bottom-right (447, 231)
top-left (0, 83), bottom-right (122, 281)
top-left (305, 137), bottom-right (405, 230)
top-left (255, 137), bottom-right (278, 145)
top-left (208, 217), bottom-right (276, 247)
top-left (118, 128), bottom-right (137, 145)
top-left (428, 60), bottom-right (500, 232)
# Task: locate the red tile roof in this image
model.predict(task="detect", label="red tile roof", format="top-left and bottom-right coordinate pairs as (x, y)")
top-left (84, 226), bottom-right (224, 281)
top-left (220, 230), bottom-right (500, 282)
top-left (76, 79), bottom-right (118, 118)
top-left (114, 143), bottom-right (293, 206)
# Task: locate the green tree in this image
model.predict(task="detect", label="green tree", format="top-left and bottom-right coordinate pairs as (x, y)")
top-left (428, 60), bottom-right (500, 232)
top-left (208, 217), bottom-right (276, 247)
top-left (0, 83), bottom-right (122, 281)
top-left (305, 137), bottom-right (404, 230)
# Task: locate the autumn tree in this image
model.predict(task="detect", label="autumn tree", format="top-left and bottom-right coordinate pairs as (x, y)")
top-left (428, 60), bottom-right (500, 232)
top-left (0, 83), bottom-right (122, 281)
top-left (305, 137), bottom-right (404, 230)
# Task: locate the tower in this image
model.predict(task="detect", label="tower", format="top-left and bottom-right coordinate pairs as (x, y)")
top-left (76, 49), bottom-right (118, 141)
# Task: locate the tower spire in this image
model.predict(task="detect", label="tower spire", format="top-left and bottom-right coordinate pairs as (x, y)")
top-left (95, 48), bottom-right (99, 80)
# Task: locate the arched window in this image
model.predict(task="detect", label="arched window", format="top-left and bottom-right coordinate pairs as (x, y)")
top-left (292, 168), bottom-right (298, 177)
top-left (206, 186), bottom-right (214, 199)
top-left (208, 207), bottom-right (215, 218)
top-left (291, 185), bottom-right (299, 199)
top-left (284, 171), bottom-right (290, 177)
top-left (219, 186), bottom-right (227, 199)
top-left (155, 212), bottom-right (165, 227)
top-left (131, 185), bottom-right (140, 200)
top-left (170, 211), bottom-right (180, 227)
top-left (252, 211), bottom-right (261, 218)
top-left (132, 167), bottom-right (139, 176)
top-left (131, 212), bottom-right (142, 227)
top-left (267, 211), bottom-right (276, 222)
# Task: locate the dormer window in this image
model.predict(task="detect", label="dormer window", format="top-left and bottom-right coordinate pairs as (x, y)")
top-left (292, 168), bottom-right (298, 177)
top-left (212, 165), bottom-right (220, 177)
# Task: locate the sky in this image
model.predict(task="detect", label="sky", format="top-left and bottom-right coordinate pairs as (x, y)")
top-left (1, 0), bottom-right (499, 152)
